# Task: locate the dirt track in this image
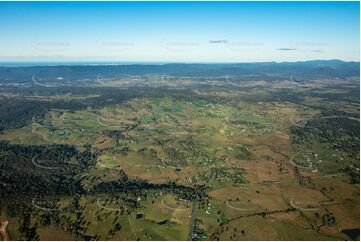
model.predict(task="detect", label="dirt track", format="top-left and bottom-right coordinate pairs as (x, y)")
top-left (0, 218), bottom-right (9, 241)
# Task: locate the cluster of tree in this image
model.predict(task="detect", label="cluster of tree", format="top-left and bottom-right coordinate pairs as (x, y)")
top-left (290, 117), bottom-right (359, 156)
top-left (198, 167), bottom-right (248, 184)
top-left (20, 207), bottom-right (39, 240)
top-left (162, 137), bottom-right (214, 166)
top-left (91, 179), bottom-right (208, 202)
top-left (340, 166), bottom-right (360, 184)
top-left (0, 85), bottom-right (223, 131)
top-left (0, 98), bottom-right (86, 130)
top-left (0, 141), bottom-right (95, 196)
top-left (0, 139), bottom-right (210, 240)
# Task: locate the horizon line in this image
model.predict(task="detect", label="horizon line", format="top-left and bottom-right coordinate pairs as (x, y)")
top-left (0, 59), bottom-right (359, 67)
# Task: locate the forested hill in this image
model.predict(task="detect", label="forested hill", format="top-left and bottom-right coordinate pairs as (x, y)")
top-left (0, 60), bottom-right (359, 83)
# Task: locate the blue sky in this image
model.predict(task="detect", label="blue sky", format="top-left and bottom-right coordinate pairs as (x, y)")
top-left (0, 1), bottom-right (359, 62)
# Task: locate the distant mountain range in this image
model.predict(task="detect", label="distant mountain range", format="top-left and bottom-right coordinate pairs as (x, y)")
top-left (0, 60), bottom-right (359, 84)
